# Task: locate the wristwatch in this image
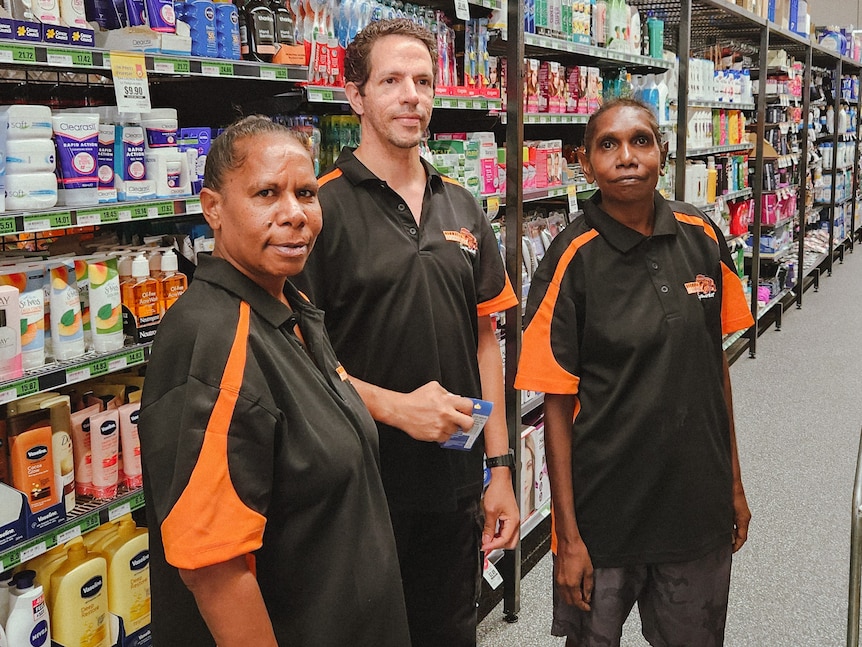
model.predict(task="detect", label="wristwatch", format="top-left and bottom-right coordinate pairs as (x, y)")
top-left (485, 450), bottom-right (515, 470)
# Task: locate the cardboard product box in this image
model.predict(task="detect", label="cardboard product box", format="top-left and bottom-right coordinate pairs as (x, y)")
top-left (520, 426), bottom-right (536, 522)
top-left (525, 59), bottom-right (540, 113)
top-left (538, 61), bottom-right (552, 112)
top-left (523, 143), bottom-right (537, 190)
top-left (532, 423), bottom-right (551, 510)
top-left (566, 66), bottom-right (580, 113)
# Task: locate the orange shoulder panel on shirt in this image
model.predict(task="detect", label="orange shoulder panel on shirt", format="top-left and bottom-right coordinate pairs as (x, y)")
top-left (318, 168), bottom-right (343, 187)
top-left (441, 175), bottom-right (463, 187)
top-left (515, 230), bottom-right (598, 395)
top-left (673, 211), bottom-right (719, 244)
top-left (720, 263), bottom-right (755, 335)
top-left (161, 300), bottom-right (267, 570)
top-left (477, 272), bottom-right (519, 317)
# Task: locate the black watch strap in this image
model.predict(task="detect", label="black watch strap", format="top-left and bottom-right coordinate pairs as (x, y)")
top-left (485, 450), bottom-right (515, 469)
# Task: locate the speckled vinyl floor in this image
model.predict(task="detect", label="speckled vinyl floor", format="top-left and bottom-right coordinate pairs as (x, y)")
top-left (478, 249), bottom-right (862, 647)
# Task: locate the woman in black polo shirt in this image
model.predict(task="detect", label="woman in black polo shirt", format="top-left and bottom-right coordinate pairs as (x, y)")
top-left (516, 98), bottom-right (754, 647)
top-left (139, 116), bottom-right (410, 647)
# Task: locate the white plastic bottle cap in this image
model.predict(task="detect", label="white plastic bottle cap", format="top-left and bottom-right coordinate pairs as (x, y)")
top-left (131, 254), bottom-right (150, 279)
top-left (161, 249), bottom-right (179, 272)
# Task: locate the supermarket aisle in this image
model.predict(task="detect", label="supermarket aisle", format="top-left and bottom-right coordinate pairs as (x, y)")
top-left (478, 249), bottom-right (862, 647)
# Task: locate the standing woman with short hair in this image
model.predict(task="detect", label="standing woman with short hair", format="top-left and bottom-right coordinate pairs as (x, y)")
top-left (516, 98), bottom-right (753, 647)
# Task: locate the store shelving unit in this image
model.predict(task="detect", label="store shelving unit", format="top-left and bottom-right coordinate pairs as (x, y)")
top-left (2, 0), bottom-right (861, 632)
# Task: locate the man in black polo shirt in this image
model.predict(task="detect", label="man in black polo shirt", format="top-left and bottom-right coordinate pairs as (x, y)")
top-left (296, 18), bottom-right (520, 647)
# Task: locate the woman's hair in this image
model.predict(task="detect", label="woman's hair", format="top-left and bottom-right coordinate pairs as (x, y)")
top-left (582, 98), bottom-right (662, 154)
top-left (344, 18), bottom-right (438, 94)
top-left (204, 115), bottom-right (311, 191)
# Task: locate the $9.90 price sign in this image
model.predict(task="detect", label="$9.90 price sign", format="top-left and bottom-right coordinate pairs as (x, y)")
top-left (110, 51), bottom-right (152, 113)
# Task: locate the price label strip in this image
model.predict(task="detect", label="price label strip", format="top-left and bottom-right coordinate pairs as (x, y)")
top-left (110, 51), bottom-right (151, 113)
top-left (455, 0), bottom-right (470, 20)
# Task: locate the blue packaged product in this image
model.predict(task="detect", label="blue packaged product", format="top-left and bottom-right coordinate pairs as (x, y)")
top-left (114, 125), bottom-right (146, 181)
top-left (178, 126), bottom-right (211, 193)
top-left (83, 0), bottom-right (126, 29)
top-left (215, 2), bottom-right (241, 60)
top-left (183, 0), bottom-right (218, 58)
top-left (125, 0), bottom-right (145, 26)
top-left (144, 0), bottom-right (175, 32)
top-left (52, 113), bottom-right (99, 207)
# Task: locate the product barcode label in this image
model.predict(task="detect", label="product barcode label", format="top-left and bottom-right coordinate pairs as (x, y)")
top-left (109, 501), bottom-right (132, 521)
top-left (19, 542), bottom-right (47, 564)
top-left (57, 526), bottom-right (82, 544)
top-left (66, 366), bottom-right (91, 383)
top-left (108, 356), bottom-right (128, 372)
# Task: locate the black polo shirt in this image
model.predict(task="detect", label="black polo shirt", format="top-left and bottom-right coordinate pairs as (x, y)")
top-left (515, 191), bottom-right (753, 567)
top-left (140, 254), bottom-right (410, 646)
top-left (295, 148), bottom-right (517, 512)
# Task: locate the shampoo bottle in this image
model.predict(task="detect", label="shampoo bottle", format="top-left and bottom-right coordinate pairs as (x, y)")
top-left (49, 542), bottom-right (110, 647)
top-left (6, 570), bottom-right (49, 647)
top-left (100, 519), bottom-right (150, 638)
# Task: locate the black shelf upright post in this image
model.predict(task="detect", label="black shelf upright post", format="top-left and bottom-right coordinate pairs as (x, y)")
top-left (501, 0), bottom-right (525, 624)
top-left (796, 43), bottom-right (813, 308)
top-left (827, 57), bottom-right (843, 275)
top-left (674, 0), bottom-right (692, 200)
top-left (748, 25), bottom-right (769, 359)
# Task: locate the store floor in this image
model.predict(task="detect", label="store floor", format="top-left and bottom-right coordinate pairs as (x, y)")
top-left (478, 248), bottom-right (862, 647)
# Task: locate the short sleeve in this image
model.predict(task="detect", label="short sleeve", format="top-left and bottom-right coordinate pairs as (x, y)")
top-left (144, 302), bottom-right (276, 570)
top-left (515, 230), bottom-right (597, 394)
top-left (711, 219), bottom-right (755, 336)
top-left (475, 214), bottom-right (518, 316)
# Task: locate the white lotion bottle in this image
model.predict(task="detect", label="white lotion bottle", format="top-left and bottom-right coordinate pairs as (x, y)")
top-left (6, 570), bottom-right (49, 647)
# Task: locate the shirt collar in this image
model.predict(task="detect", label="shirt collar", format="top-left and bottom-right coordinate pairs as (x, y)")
top-left (334, 146), bottom-right (443, 190)
top-left (583, 190), bottom-right (677, 253)
top-left (193, 254), bottom-right (319, 329)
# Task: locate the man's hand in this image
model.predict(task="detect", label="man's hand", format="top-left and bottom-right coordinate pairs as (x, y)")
top-left (390, 381), bottom-right (476, 442)
top-left (555, 536), bottom-right (594, 612)
top-left (481, 473), bottom-right (520, 552)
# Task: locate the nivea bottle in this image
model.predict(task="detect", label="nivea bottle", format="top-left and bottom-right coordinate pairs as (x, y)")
top-left (185, 0), bottom-right (219, 58)
top-left (216, 2), bottom-right (241, 60)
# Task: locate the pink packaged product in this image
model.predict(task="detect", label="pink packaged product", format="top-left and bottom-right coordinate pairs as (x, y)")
top-left (567, 67), bottom-right (580, 114)
top-left (538, 61), bottom-right (551, 113)
top-left (761, 193), bottom-right (778, 225)
top-left (577, 66), bottom-right (590, 114)
top-left (480, 158), bottom-right (499, 195)
top-left (525, 59), bottom-right (540, 113)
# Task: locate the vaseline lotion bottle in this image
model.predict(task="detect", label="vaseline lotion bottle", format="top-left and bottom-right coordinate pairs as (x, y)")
top-left (6, 570), bottom-right (49, 647)
top-left (100, 519), bottom-right (150, 637)
top-left (7, 413), bottom-right (58, 514)
top-left (49, 541), bottom-right (110, 647)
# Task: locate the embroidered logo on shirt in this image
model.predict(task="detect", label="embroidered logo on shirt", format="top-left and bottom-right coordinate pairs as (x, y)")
top-left (685, 274), bottom-right (717, 300)
top-left (443, 227), bottom-right (479, 255)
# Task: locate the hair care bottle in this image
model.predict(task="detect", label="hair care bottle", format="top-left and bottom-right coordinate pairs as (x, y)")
top-left (49, 542), bottom-right (110, 647)
top-left (100, 519), bottom-right (150, 637)
top-left (6, 570), bottom-right (49, 647)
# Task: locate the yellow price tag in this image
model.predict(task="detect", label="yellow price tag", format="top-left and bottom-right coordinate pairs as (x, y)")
top-left (486, 196), bottom-right (500, 220)
top-left (110, 51), bottom-right (151, 112)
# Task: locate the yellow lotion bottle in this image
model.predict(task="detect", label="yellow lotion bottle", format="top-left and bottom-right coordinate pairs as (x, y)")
top-left (23, 541), bottom-right (69, 609)
top-left (100, 519), bottom-right (150, 636)
top-left (49, 541), bottom-right (110, 647)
